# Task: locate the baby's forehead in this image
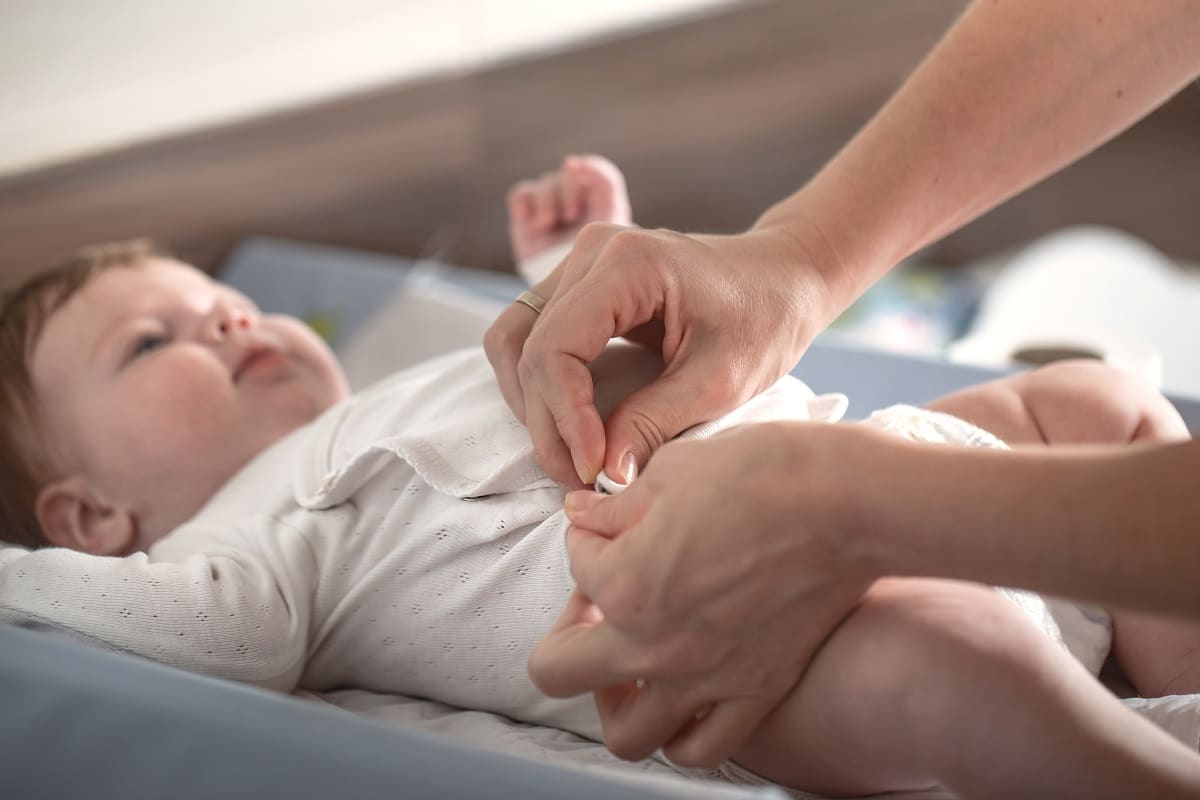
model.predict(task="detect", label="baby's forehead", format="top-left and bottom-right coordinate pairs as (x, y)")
top-left (32, 259), bottom-right (214, 367)
top-left (104, 256), bottom-right (209, 288)
top-left (75, 258), bottom-right (213, 309)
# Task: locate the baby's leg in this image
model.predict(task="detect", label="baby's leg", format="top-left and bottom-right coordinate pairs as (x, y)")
top-left (927, 361), bottom-right (1200, 698)
top-left (924, 359), bottom-right (1189, 447)
top-left (731, 578), bottom-right (1200, 798)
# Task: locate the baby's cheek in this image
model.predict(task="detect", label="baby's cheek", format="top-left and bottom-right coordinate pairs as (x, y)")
top-left (124, 367), bottom-right (240, 449)
top-left (264, 315), bottom-right (349, 400)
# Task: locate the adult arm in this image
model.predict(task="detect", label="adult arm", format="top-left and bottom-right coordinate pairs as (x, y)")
top-left (758, 0), bottom-right (1200, 306)
top-left (534, 425), bottom-right (1200, 767)
top-left (866, 434), bottom-right (1200, 615)
top-left (487, 0), bottom-right (1200, 487)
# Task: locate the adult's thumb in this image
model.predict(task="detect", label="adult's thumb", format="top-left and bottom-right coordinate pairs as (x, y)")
top-left (602, 356), bottom-right (740, 483)
top-left (563, 488), bottom-right (646, 538)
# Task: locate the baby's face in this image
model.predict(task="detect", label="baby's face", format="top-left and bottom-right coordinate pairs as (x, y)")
top-left (30, 259), bottom-right (350, 546)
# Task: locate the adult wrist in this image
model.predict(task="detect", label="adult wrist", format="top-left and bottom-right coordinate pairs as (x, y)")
top-left (816, 423), bottom-right (980, 584)
top-left (749, 189), bottom-right (890, 329)
top-left (844, 436), bottom-right (1089, 591)
top-left (773, 421), bottom-right (895, 585)
top-left (828, 424), bottom-right (909, 581)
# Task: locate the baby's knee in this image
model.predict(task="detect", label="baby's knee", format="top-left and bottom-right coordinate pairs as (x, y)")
top-left (1017, 360), bottom-right (1188, 446)
top-left (842, 580), bottom-right (1055, 730)
top-left (741, 579), bottom-right (1064, 787)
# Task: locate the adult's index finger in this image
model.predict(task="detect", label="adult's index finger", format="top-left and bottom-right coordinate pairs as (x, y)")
top-left (528, 618), bottom-right (646, 697)
top-left (521, 259), bottom-right (662, 484)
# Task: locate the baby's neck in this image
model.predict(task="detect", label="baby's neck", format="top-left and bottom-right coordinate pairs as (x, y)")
top-left (129, 423), bottom-right (306, 553)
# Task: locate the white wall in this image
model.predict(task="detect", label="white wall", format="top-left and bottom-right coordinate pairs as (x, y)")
top-left (0, 0), bottom-right (739, 177)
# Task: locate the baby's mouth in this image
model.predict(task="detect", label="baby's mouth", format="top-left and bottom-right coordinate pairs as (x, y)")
top-left (233, 346), bottom-right (284, 382)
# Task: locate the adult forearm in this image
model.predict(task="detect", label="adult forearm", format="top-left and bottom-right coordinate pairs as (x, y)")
top-left (756, 0), bottom-right (1200, 311)
top-left (862, 435), bottom-right (1200, 615)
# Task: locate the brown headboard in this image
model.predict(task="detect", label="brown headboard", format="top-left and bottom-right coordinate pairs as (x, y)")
top-left (2, 0), bottom-right (1197, 289)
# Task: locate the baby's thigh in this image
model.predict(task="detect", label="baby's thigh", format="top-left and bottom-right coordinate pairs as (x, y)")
top-left (925, 360), bottom-right (1188, 447)
top-left (1110, 608), bottom-right (1200, 697)
top-left (924, 374), bottom-right (1047, 446)
top-left (731, 578), bottom-right (1060, 795)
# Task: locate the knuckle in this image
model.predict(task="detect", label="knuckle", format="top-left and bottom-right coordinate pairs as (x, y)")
top-left (525, 422), bottom-right (561, 460)
top-left (566, 554), bottom-right (589, 588)
top-left (634, 644), bottom-right (671, 680)
top-left (525, 647), bottom-right (558, 696)
top-left (645, 636), bottom-right (702, 679)
top-left (604, 227), bottom-right (648, 259)
top-left (593, 571), bottom-right (647, 626)
top-left (662, 635), bottom-right (704, 669)
top-left (603, 724), bottom-right (650, 762)
top-left (663, 737), bottom-right (722, 770)
top-left (482, 320), bottom-right (510, 361)
top-left (575, 220), bottom-right (618, 248)
top-left (556, 379), bottom-right (598, 424)
top-left (530, 436), bottom-right (564, 473)
top-left (624, 631), bottom-right (700, 683)
top-left (516, 348), bottom-right (544, 382)
top-left (621, 408), bottom-right (670, 454)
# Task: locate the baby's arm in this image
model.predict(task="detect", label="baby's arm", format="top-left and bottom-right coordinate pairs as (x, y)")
top-left (507, 154), bottom-right (632, 282)
top-left (0, 527), bottom-right (309, 691)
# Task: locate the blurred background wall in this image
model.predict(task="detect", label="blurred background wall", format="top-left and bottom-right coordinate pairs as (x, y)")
top-left (0, 0), bottom-right (736, 176)
top-left (1, 0), bottom-right (1197, 285)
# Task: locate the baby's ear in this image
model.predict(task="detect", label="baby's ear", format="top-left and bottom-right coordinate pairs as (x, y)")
top-left (36, 477), bottom-right (136, 555)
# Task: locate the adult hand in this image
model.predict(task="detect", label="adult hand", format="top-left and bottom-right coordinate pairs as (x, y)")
top-left (484, 222), bottom-right (841, 488)
top-left (528, 420), bottom-right (883, 767)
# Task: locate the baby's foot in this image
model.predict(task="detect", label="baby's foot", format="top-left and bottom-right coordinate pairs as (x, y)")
top-left (507, 154), bottom-right (632, 265)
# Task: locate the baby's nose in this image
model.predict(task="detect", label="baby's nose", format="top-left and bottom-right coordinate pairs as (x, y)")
top-left (216, 313), bottom-right (252, 335)
top-left (209, 306), bottom-right (254, 340)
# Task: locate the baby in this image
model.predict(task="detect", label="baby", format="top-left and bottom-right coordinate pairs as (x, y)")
top-left (2, 156), bottom-right (1200, 799)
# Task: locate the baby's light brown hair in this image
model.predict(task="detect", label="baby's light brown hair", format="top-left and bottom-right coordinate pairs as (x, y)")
top-left (0, 239), bottom-right (171, 548)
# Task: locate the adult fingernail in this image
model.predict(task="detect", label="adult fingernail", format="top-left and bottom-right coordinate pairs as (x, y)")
top-left (565, 490), bottom-right (602, 514)
top-left (574, 455), bottom-right (598, 486)
top-left (618, 451), bottom-right (638, 485)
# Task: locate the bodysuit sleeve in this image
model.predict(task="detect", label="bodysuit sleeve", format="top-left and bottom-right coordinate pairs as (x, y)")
top-left (0, 517), bottom-right (310, 692)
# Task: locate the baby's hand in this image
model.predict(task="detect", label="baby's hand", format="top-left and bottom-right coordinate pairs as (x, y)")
top-left (507, 154), bottom-right (632, 265)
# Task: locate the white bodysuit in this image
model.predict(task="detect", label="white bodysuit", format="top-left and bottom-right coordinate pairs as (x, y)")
top-left (0, 346), bottom-right (846, 745)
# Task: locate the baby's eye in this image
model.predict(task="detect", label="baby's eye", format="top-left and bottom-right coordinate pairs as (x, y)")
top-left (130, 334), bottom-right (169, 359)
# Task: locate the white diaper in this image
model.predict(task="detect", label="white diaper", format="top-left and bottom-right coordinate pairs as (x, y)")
top-left (864, 405), bottom-right (1113, 676)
